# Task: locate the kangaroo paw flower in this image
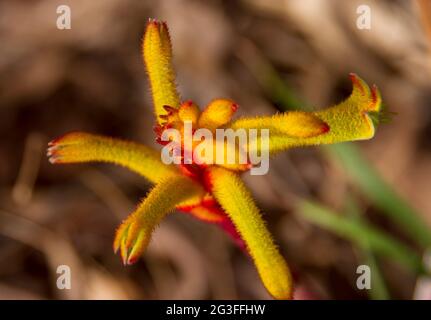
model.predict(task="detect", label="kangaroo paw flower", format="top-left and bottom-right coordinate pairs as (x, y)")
top-left (207, 166), bottom-right (294, 299)
top-left (49, 19), bottom-right (383, 300)
top-left (113, 175), bottom-right (204, 265)
top-left (144, 19), bottom-right (181, 123)
top-left (47, 131), bottom-right (179, 183)
top-left (114, 214), bottom-right (148, 265)
top-left (198, 99), bottom-right (238, 131)
top-left (230, 73), bottom-right (382, 154)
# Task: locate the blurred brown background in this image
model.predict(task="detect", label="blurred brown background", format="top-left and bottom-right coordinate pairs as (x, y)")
top-left (0, 0), bottom-right (431, 299)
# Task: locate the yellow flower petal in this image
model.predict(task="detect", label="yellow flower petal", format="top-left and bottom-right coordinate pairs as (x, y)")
top-left (230, 74), bottom-right (382, 154)
top-left (207, 166), bottom-right (293, 299)
top-left (114, 175), bottom-right (204, 264)
top-left (47, 132), bottom-right (179, 183)
top-left (231, 112), bottom-right (329, 138)
top-left (143, 19), bottom-right (181, 123)
top-left (178, 100), bottom-right (200, 125)
top-left (198, 98), bottom-right (238, 131)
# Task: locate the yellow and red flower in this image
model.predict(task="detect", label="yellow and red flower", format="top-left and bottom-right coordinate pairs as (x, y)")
top-left (47, 19), bottom-right (382, 300)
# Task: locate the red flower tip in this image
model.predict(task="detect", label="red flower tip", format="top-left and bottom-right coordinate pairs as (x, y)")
top-left (321, 122), bottom-right (330, 134)
top-left (127, 255), bottom-right (139, 265)
top-left (231, 102), bottom-right (239, 112)
top-left (163, 105), bottom-right (176, 113)
top-left (349, 72), bottom-right (366, 95)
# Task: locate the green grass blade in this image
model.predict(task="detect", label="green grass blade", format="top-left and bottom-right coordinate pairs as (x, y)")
top-left (298, 200), bottom-right (424, 273)
top-left (362, 249), bottom-right (390, 300)
top-left (343, 196), bottom-right (390, 299)
top-left (326, 143), bottom-right (431, 247)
